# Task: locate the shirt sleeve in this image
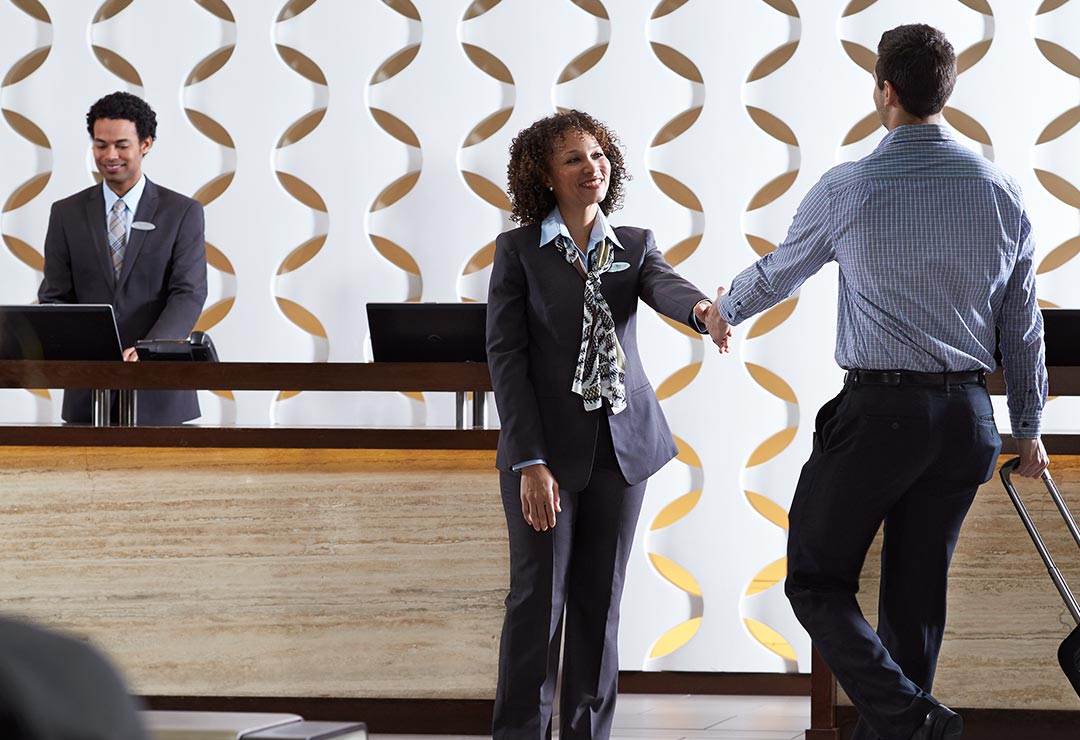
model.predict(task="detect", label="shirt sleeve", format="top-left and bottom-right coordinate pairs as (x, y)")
top-left (717, 177), bottom-right (836, 326)
top-left (997, 210), bottom-right (1047, 439)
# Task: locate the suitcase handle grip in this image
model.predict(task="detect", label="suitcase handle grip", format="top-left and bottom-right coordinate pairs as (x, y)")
top-left (1000, 458), bottom-right (1080, 625)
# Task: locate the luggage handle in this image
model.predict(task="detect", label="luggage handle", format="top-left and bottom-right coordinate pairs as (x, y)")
top-left (1000, 458), bottom-right (1080, 625)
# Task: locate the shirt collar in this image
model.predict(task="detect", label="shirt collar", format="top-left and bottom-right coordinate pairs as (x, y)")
top-left (877, 122), bottom-right (953, 149)
top-left (538, 207), bottom-right (623, 252)
top-left (103, 174), bottom-right (146, 216)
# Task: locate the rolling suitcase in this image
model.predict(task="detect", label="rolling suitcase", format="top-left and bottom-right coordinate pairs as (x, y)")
top-left (1000, 458), bottom-right (1080, 697)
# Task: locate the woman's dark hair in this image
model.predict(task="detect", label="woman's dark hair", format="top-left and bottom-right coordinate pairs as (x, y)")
top-left (506, 110), bottom-right (628, 225)
top-left (86, 91), bottom-right (157, 142)
top-left (875, 24), bottom-right (956, 119)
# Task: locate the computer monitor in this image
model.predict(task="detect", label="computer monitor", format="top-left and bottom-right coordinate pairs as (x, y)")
top-left (366, 302), bottom-right (487, 362)
top-left (0, 304), bottom-right (123, 361)
top-left (1042, 308), bottom-right (1080, 366)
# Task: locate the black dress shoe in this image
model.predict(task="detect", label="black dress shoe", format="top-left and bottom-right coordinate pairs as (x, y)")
top-left (910, 704), bottom-right (963, 740)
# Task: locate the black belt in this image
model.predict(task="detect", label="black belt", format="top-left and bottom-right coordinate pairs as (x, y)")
top-left (844, 369), bottom-right (985, 387)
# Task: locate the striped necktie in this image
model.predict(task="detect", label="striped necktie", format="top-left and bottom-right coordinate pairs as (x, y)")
top-left (108, 199), bottom-right (127, 280)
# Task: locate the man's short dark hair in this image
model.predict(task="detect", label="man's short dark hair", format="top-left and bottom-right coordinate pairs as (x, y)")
top-left (86, 91), bottom-right (157, 142)
top-left (875, 24), bottom-right (956, 119)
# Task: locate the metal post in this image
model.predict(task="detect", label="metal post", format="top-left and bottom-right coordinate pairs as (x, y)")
top-left (91, 389), bottom-right (110, 427)
top-left (471, 391), bottom-right (486, 429)
top-left (455, 391), bottom-right (465, 430)
top-left (117, 389), bottom-right (137, 427)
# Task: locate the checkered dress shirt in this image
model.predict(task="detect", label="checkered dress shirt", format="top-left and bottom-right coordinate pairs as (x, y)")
top-left (717, 123), bottom-right (1047, 438)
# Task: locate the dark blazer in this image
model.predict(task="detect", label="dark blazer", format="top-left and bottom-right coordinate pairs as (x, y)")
top-left (38, 178), bottom-right (208, 425)
top-left (487, 224), bottom-right (707, 492)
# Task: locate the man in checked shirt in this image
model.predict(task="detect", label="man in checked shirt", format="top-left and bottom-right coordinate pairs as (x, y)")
top-left (701, 24), bottom-right (1049, 740)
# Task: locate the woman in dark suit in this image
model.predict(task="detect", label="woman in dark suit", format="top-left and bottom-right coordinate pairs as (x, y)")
top-left (486, 110), bottom-right (726, 740)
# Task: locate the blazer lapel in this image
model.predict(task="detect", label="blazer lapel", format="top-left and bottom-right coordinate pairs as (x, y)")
top-left (83, 185), bottom-right (115, 288)
top-left (116, 179), bottom-right (159, 291)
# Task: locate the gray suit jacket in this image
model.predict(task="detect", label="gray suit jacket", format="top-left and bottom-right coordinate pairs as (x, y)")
top-left (487, 224), bottom-right (708, 492)
top-left (38, 179), bottom-right (208, 425)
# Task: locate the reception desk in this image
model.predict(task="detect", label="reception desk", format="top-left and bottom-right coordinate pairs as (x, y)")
top-left (0, 361), bottom-right (503, 733)
top-left (809, 367), bottom-right (1080, 740)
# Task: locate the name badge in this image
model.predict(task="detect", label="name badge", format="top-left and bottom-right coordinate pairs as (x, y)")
top-left (131, 221), bottom-right (156, 231)
top-left (607, 261), bottom-right (630, 273)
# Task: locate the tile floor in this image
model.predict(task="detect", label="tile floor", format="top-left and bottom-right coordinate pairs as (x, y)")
top-left (370, 693), bottom-right (811, 740)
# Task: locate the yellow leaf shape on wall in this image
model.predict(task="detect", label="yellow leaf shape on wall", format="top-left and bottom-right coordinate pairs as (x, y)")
top-left (746, 170), bottom-right (798, 211)
top-left (1035, 169), bottom-right (1080, 208)
top-left (1037, 106), bottom-right (1080, 144)
top-left (746, 297), bottom-right (798, 339)
top-left (745, 363), bottom-right (797, 404)
top-left (652, 107), bottom-right (702, 147)
top-left (841, 112), bottom-right (879, 146)
top-left (648, 617), bottom-right (702, 659)
top-left (655, 362), bottom-right (701, 401)
top-left (747, 106), bottom-right (797, 146)
top-left (650, 490), bottom-right (702, 531)
top-left (672, 435), bottom-right (702, 468)
top-left (745, 491), bottom-right (789, 530)
top-left (942, 107), bottom-right (991, 146)
top-left (1037, 236), bottom-right (1080, 274)
top-left (746, 427), bottom-right (798, 468)
top-left (745, 557), bottom-right (787, 596)
top-left (747, 41), bottom-right (797, 83)
top-left (648, 553), bottom-right (701, 596)
top-left (663, 234), bottom-right (701, 267)
top-left (746, 234), bottom-right (777, 257)
top-left (658, 313), bottom-right (703, 340)
top-left (744, 618), bottom-right (797, 661)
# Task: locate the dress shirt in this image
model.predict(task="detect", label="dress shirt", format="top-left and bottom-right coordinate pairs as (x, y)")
top-left (717, 123), bottom-right (1046, 438)
top-left (102, 175), bottom-right (146, 243)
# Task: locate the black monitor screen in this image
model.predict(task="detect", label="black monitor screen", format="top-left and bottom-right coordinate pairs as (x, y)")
top-left (367, 303), bottom-right (486, 362)
top-left (0, 304), bottom-right (123, 361)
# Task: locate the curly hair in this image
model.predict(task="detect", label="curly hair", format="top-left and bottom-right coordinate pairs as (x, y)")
top-left (506, 110), bottom-right (629, 225)
top-left (86, 91), bottom-right (157, 142)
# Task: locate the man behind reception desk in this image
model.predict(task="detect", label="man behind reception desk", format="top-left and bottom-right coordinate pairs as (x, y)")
top-left (38, 91), bottom-right (207, 425)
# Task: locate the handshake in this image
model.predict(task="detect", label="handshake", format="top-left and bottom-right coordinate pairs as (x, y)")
top-left (694, 286), bottom-right (733, 353)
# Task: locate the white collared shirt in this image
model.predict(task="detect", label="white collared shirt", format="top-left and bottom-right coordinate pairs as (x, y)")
top-left (538, 207), bottom-right (622, 268)
top-left (102, 175), bottom-right (146, 242)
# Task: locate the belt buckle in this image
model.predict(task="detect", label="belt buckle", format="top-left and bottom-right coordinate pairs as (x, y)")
top-left (882, 372), bottom-right (901, 385)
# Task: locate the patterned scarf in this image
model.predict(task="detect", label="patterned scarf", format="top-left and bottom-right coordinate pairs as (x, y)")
top-left (553, 234), bottom-right (627, 414)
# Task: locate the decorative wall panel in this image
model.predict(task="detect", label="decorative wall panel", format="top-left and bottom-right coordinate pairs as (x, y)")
top-left (1, 0), bottom-right (1078, 676)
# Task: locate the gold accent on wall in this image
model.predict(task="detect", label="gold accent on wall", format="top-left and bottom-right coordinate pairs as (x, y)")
top-left (841, 0), bottom-right (877, 16)
top-left (957, 39), bottom-right (992, 73)
top-left (277, 0), bottom-right (318, 22)
top-left (192, 172), bottom-right (234, 207)
top-left (673, 435), bottom-right (702, 468)
top-left (568, 0), bottom-right (608, 19)
top-left (959, 0), bottom-right (993, 13)
top-left (463, 0), bottom-right (502, 20)
top-left (383, 0), bottom-right (421, 21)
top-left (841, 40), bottom-right (876, 74)
top-left (463, 108), bottom-right (512, 147)
top-left (746, 170), bottom-right (797, 211)
top-left (649, 553), bottom-right (702, 596)
top-left (3, 173), bottom-right (49, 213)
top-left (276, 297), bottom-right (327, 339)
top-left (1037, 39), bottom-right (1080, 78)
top-left (371, 234), bottom-right (421, 276)
top-left (370, 171), bottom-right (420, 211)
top-left (93, 46), bottom-right (142, 86)
top-left (193, 0), bottom-right (234, 22)
top-left (11, 0), bottom-right (48, 22)
top-left (463, 241), bottom-right (495, 275)
top-left (194, 297), bottom-right (234, 332)
top-left (277, 45), bottom-right (327, 85)
top-left (93, 0), bottom-right (133, 23)
top-left (1037, 106), bottom-right (1080, 144)
top-left (185, 46), bottom-right (234, 86)
top-left (747, 297), bottom-right (797, 339)
top-left (747, 426), bottom-right (797, 468)
top-left (558, 44), bottom-right (608, 84)
top-left (763, 0), bottom-right (799, 16)
top-left (663, 234), bottom-right (701, 267)
top-left (747, 106), bottom-right (797, 146)
top-left (649, 617), bottom-right (702, 659)
top-left (371, 108), bottom-right (421, 148)
top-left (745, 362), bottom-right (797, 404)
top-left (652, 43), bottom-right (703, 83)
top-left (205, 242), bottom-right (234, 275)
top-left (371, 44), bottom-right (420, 84)
top-left (745, 492), bottom-right (789, 531)
top-left (943, 107), bottom-right (991, 146)
top-left (1038, 0), bottom-right (1071, 12)
top-left (2, 109), bottom-right (49, 148)
top-left (186, 109), bottom-right (235, 148)
top-left (277, 172), bottom-right (327, 212)
top-left (655, 362), bottom-right (702, 401)
top-left (462, 43), bottom-right (512, 84)
top-left (745, 557), bottom-right (787, 595)
top-left (278, 235), bottom-right (327, 275)
top-left (277, 108), bottom-right (326, 148)
top-left (651, 490), bottom-right (702, 531)
top-left (660, 313), bottom-right (705, 340)
top-left (3, 47), bottom-right (49, 86)
top-left (27, 388), bottom-right (50, 399)
top-left (3, 235), bottom-right (44, 271)
top-left (463, 171), bottom-right (512, 211)
top-left (651, 171), bottom-right (702, 212)
top-left (842, 112), bottom-right (880, 146)
top-left (747, 42), bottom-right (797, 83)
top-left (652, 107), bottom-right (702, 147)
top-left (1038, 236), bottom-right (1080, 275)
top-left (744, 618), bottom-right (797, 661)
top-left (652, 0), bottom-right (690, 19)
top-left (746, 234), bottom-right (777, 258)
top-left (1035, 168), bottom-right (1080, 208)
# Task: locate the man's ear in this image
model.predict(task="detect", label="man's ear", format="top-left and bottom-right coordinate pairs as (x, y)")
top-left (882, 80), bottom-right (899, 108)
top-left (140, 137), bottom-right (153, 156)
